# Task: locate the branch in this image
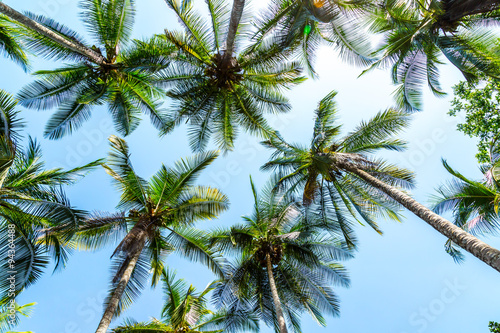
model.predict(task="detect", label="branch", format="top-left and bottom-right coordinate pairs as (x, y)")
top-left (0, 3), bottom-right (106, 65)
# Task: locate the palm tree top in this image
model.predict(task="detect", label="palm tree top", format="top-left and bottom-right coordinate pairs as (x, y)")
top-left (261, 90), bottom-right (415, 247)
top-left (17, 0), bottom-right (174, 139)
top-left (212, 175), bottom-right (353, 260)
top-left (103, 136), bottom-right (225, 215)
top-left (75, 135), bottom-right (229, 328)
top-left (262, 90), bottom-right (414, 195)
top-left (82, 136), bottom-right (229, 270)
top-left (158, 0), bottom-right (305, 152)
top-left (366, 0), bottom-right (500, 111)
top-left (211, 176), bottom-right (352, 332)
top-left (111, 269), bottom-right (258, 332)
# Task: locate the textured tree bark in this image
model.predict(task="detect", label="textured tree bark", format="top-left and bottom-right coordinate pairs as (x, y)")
top-left (224, 0), bottom-right (245, 58)
top-left (266, 253), bottom-right (288, 333)
top-left (443, 0), bottom-right (500, 22)
top-left (0, 3), bottom-right (106, 64)
top-left (340, 161), bottom-right (500, 273)
top-left (94, 227), bottom-right (147, 333)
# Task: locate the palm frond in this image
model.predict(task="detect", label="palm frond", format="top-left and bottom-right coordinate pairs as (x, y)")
top-left (165, 227), bottom-right (228, 278)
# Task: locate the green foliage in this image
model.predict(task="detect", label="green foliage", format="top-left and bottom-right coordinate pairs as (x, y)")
top-left (0, 302), bottom-right (35, 333)
top-left (490, 321), bottom-right (500, 333)
top-left (112, 319), bottom-right (173, 333)
top-left (262, 90), bottom-right (414, 248)
top-left (0, 90), bottom-right (101, 304)
top-left (112, 270), bottom-right (258, 332)
top-left (75, 136), bottom-right (229, 317)
top-left (432, 158), bottom-right (500, 262)
top-left (0, 15), bottom-right (29, 70)
top-left (367, 0), bottom-right (500, 111)
top-left (17, 0), bottom-right (174, 139)
top-left (449, 76), bottom-right (500, 163)
top-left (210, 176), bottom-right (352, 332)
top-left (2, 0), bottom-right (500, 330)
top-left (159, 0), bottom-right (305, 152)
top-left (254, 0), bottom-right (374, 76)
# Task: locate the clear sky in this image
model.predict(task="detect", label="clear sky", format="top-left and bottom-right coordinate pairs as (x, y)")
top-left (4, 0), bottom-right (500, 332)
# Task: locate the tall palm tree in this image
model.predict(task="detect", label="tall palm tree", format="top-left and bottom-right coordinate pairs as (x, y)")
top-left (254, 0), bottom-right (374, 75)
top-left (432, 152), bottom-right (500, 261)
top-left (13, 0), bottom-right (172, 139)
top-left (210, 177), bottom-right (351, 333)
top-left (72, 136), bottom-right (229, 333)
top-left (111, 269), bottom-right (258, 333)
top-left (0, 90), bottom-right (102, 303)
top-left (0, 14), bottom-right (28, 70)
top-left (262, 90), bottom-right (500, 273)
top-left (158, 0), bottom-right (305, 152)
top-left (366, 0), bottom-right (500, 111)
top-left (262, 91), bottom-right (412, 248)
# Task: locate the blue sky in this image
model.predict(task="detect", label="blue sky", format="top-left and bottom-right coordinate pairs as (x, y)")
top-left (3, 0), bottom-right (500, 332)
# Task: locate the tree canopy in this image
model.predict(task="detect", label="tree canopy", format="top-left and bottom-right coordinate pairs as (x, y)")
top-left (450, 76), bottom-right (500, 163)
top-left (0, 0), bottom-right (500, 331)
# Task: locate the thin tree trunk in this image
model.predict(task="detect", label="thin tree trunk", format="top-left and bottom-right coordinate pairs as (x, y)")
top-left (0, 3), bottom-right (106, 64)
top-left (266, 253), bottom-right (288, 333)
top-left (224, 0), bottom-right (245, 58)
top-left (341, 162), bottom-right (500, 273)
top-left (95, 231), bottom-right (147, 333)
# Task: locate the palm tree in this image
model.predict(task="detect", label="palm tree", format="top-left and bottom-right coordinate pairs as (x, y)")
top-left (158, 0), bottom-right (305, 152)
top-left (72, 136), bottom-right (229, 333)
top-left (366, 0), bottom-right (500, 111)
top-left (262, 91), bottom-right (412, 248)
top-left (0, 302), bottom-right (35, 333)
top-left (210, 177), bottom-right (351, 333)
top-left (0, 14), bottom-right (28, 70)
top-left (262, 89), bottom-right (500, 273)
top-left (0, 90), bottom-right (102, 303)
top-left (254, 0), bottom-right (374, 75)
top-left (111, 269), bottom-right (258, 333)
top-left (13, 0), bottom-right (172, 139)
top-left (432, 153), bottom-right (500, 261)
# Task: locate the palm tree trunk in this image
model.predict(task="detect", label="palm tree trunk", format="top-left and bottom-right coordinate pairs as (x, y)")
top-left (444, 0), bottom-right (500, 22)
top-left (266, 253), bottom-right (288, 333)
top-left (342, 163), bottom-right (500, 273)
top-left (224, 0), bottom-right (245, 58)
top-left (95, 232), bottom-right (147, 333)
top-left (0, 3), bottom-right (106, 64)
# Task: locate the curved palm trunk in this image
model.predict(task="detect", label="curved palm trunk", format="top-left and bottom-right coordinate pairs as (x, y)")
top-left (0, 3), bottom-right (105, 64)
top-left (95, 228), bottom-right (147, 333)
top-left (443, 0), bottom-right (500, 22)
top-left (224, 0), bottom-right (245, 58)
top-left (266, 254), bottom-right (288, 333)
top-left (341, 162), bottom-right (500, 273)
